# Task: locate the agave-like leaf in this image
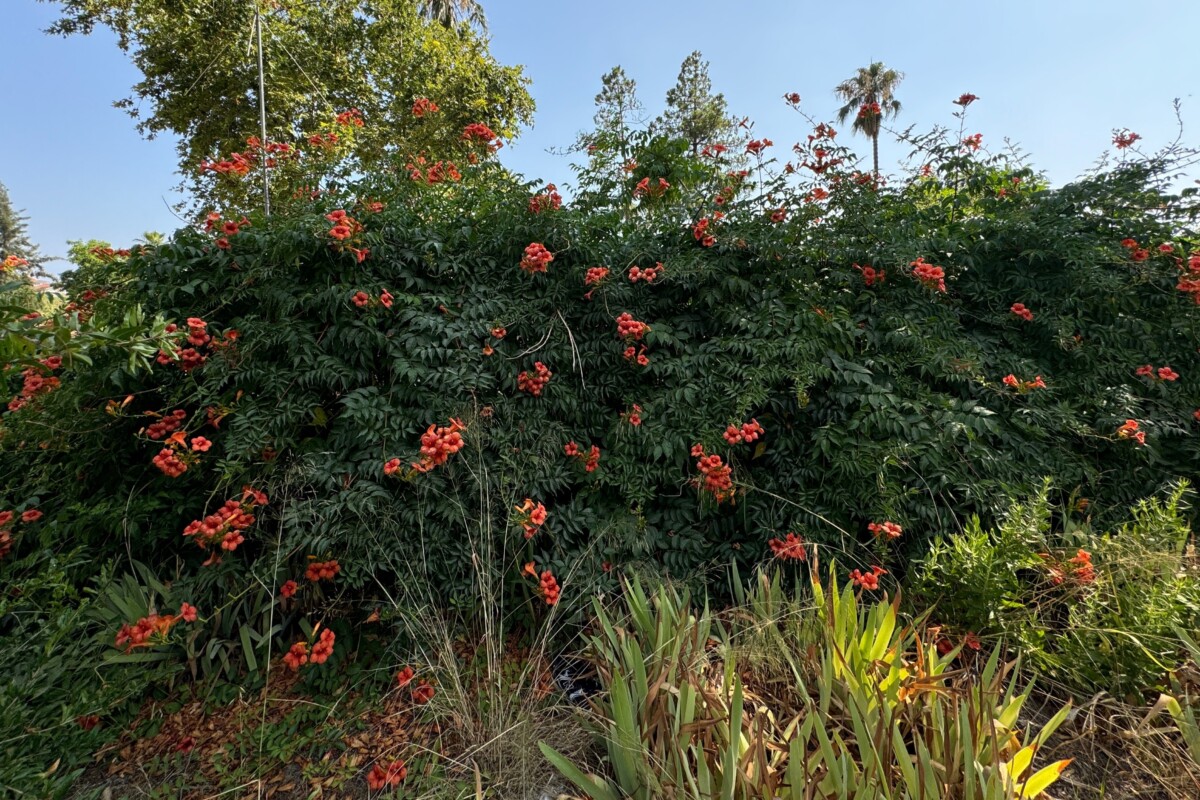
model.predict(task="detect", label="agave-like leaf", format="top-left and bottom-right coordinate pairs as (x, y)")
top-left (538, 742), bottom-right (622, 800)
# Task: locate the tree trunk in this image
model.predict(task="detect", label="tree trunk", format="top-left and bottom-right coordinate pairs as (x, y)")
top-left (872, 134), bottom-right (880, 177)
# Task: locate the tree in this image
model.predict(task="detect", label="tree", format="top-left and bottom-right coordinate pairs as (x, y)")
top-left (834, 61), bottom-right (904, 177)
top-left (42, 0), bottom-right (532, 214)
top-left (656, 51), bottom-right (737, 156)
top-left (593, 66), bottom-right (643, 151)
top-left (569, 66), bottom-right (645, 192)
top-left (0, 182), bottom-right (46, 278)
top-left (418, 0), bottom-right (488, 31)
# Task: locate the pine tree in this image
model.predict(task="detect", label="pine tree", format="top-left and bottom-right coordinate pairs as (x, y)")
top-left (0, 181), bottom-right (46, 278)
top-left (656, 51), bottom-right (737, 156)
top-left (592, 66), bottom-right (643, 152)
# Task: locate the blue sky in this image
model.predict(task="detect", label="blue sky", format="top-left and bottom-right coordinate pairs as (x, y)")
top-left (3, 0), bottom-right (1198, 266)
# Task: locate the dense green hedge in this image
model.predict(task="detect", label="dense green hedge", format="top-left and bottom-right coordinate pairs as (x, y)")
top-left (2, 128), bottom-right (1198, 622)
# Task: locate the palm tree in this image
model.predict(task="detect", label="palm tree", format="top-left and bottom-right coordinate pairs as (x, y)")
top-left (834, 62), bottom-right (904, 177)
top-left (418, 0), bottom-right (488, 32)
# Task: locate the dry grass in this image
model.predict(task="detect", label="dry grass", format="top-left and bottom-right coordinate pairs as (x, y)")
top-left (1032, 693), bottom-right (1200, 800)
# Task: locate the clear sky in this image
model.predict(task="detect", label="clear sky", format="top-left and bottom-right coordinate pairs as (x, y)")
top-left (3, 0), bottom-right (1198, 267)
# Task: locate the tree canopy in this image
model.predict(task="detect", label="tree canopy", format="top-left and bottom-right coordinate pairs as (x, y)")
top-left (656, 51), bottom-right (739, 156)
top-left (42, 0), bottom-right (534, 214)
top-left (834, 61), bottom-right (904, 175)
top-left (0, 182), bottom-right (46, 278)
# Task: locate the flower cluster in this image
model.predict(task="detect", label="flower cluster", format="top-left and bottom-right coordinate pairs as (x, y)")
top-left (462, 122), bottom-right (502, 151)
top-left (182, 487), bottom-right (267, 565)
top-left (413, 679), bottom-right (435, 704)
top-left (692, 213), bottom-right (723, 247)
top-left (745, 138), bottom-right (773, 156)
top-left (934, 629), bottom-right (982, 657)
top-left (334, 108), bottom-right (363, 128)
top-left (806, 187), bottom-right (831, 204)
top-left (311, 628), bottom-right (335, 663)
top-left (154, 316), bottom-right (215, 371)
top-left (962, 133), bottom-right (983, 151)
top-left (1002, 374), bottom-right (1046, 393)
top-left (1, 254), bottom-right (28, 271)
top-left (524, 562), bottom-right (560, 605)
top-left (953, 93), bottom-right (978, 107)
top-left (307, 131), bottom-right (340, 149)
top-left (183, 317), bottom-right (210, 368)
top-left (151, 443), bottom-right (190, 478)
top-left (283, 641), bottom-right (308, 670)
top-left (7, 355), bottom-right (63, 412)
top-left (1134, 364), bottom-right (1179, 382)
top-left (794, 125), bottom-right (844, 175)
top-left (520, 242), bottom-right (554, 274)
top-left (514, 498), bottom-right (548, 539)
top-left (529, 184), bottom-right (562, 213)
top-left (564, 441), bottom-right (601, 472)
top-left (204, 213), bottom-right (252, 253)
top-left (854, 263), bottom-right (885, 287)
top-left (910, 257), bottom-right (946, 292)
top-left (539, 570), bottom-right (560, 605)
top-left (1113, 130), bottom-right (1141, 149)
top-left (1010, 302), bottom-right (1034, 321)
top-left (283, 628), bottom-right (336, 671)
top-left (407, 156), bottom-right (462, 184)
top-left (202, 136), bottom-right (298, 178)
top-left (628, 262), bottom-right (664, 283)
top-left (624, 404), bottom-right (643, 426)
top-left (868, 521), bottom-right (903, 540)
top-left (713, 180), bottom-right (740, 207)
top-left (351, 289), bottom-right (393, 309)
top-left (691, 444), bottom-right (735, 503)
top-left (325, 210), bottom-right (369, 262)
top-left (517, 362), bottom-right (553, 396)
top-left (1043, 548), bottom-right (1096, 586)
top-left (412, 97), bottom-right (439, 117)
top-left (723, 419), bottom-right (764, 445)
top-left (1117, 419), bottom-right (1146, 445)
top-left (849, 565), bottom-right (887, 590)
top-left (768, 532), bottom-right (806, 561)
top-left (584, 266), bottom-right (610, 286)
top-left (615, 312), bottom-right (650, 341)
top-left (200, 151), bottom-right (252, 177)
top-left (183, 316), bottom-right (207, 345)
top-left (280, 580), bottom-right (298, 599)
top-left (1120, 237), bottom-right (1151, 262)
top-left (145, 409), bottom-right (188, 440)
top-left (60, 287), bottom-right (108, 322)
top-left (114, 604), bottom-right (199, 652)
top-left (623, 345), bottom-right (650, 366)
top-left (306, 559), bottom-right (341, 582)
top-left (1175, 252), bottom-right (1200, 303)
top-left (367, 760), bottom-right (408, 791)
top-left (633, 177), bottom-right (670, 198)
top-left (409, 417), bottom-right (467, 473)
top-left (0, 507), bottom-right (43, 560)
top-left (857, 102), bottom-right (881, 120)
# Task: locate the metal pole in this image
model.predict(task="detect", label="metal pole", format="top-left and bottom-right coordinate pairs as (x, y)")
top-left (255, 8), bottom-right (270, 216)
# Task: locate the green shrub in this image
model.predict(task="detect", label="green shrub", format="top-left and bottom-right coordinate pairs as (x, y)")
top-left (1, 110), bottom-right (1197, 688)
top-left (912, 482), bottom-right (1200, 698)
